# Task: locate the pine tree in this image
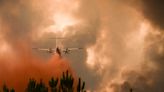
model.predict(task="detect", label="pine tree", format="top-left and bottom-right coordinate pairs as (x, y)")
top-left (60, 70), bottom-right (74, 92)
top-left (2, 70), bottom-right (87, 92)
top-left (26, 78), bottom-right (37, 92)
top-left (77, 78), bottom-right (86, 92)
top-left (35, 79), bottom-right (48, 92)
top-left (49, 77), bottom-right (58, 92)
top-left (10, 88), bottom-right (15, 92)
top-left (2, 84), bottom-right (9, 92)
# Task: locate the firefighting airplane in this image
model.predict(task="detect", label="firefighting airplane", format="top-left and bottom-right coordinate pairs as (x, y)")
top-left (32, 38), bottom-right (83, 57)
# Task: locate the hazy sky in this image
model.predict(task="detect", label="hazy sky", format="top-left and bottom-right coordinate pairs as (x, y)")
top-left (0, 0), bottom-right (164, 92)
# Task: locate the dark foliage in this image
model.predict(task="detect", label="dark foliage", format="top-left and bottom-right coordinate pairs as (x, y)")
top-left (60, 70), bottom-right (74, 92)
top-left (49, 77), bottom-right (58, 92)
top-left (77, 78), bottom-right (85, 92)
top-left (2, 84), bottom-right (15, 92)
top-left (1, 70), bottom-right (86, 92)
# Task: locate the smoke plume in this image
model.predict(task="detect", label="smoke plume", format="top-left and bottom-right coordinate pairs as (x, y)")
top-left (0, 0), bottom-right (164, 92)
top-left (0, 0), bottom-right (72, 91)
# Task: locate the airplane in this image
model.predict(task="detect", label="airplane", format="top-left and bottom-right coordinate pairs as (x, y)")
top-left (33, 47), bottom-right (83, 57)
top-left (33, 38), bottom-right (83, 57)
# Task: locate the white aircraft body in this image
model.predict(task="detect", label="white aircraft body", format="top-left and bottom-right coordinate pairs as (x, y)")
top-left (33, 38), bottom-right (83, 57)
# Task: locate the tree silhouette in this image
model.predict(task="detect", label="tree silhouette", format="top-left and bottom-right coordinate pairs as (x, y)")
top-left (130, 88), bottom-right (133, 92)
top-left (49, 77), bottom-right (58, 92)
top-left (26, 78), bottom-right (37, 92)
top-left (10, 88), bottom-right (15, 92)
top-left (60, 70), bottom-right (74, 92)
top-left (2, 70), bottom-right (86, 92)
top-left (35, 79), bottom-right (48, 92)
top-left (77, 78), bottom-right (86, 92)
top-left (2, 84), bottom-right (15, 92)
top-left (3, 84), bottom-right (9, 92)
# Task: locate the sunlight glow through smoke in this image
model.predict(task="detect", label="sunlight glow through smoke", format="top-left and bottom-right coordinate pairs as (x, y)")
top-left (45, 0), bottom-right (80, 34)
top-left (35, 0), bottom-right (81, 39)
top-left (48, 13), bottom-right (80, 32)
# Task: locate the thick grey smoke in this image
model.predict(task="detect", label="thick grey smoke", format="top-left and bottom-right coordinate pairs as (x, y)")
top-left (32, 0), bottom-right (164, 92)
top-left (0, 0), bottom-right (72, 91)
top-left (140, 0), bottom-right (164, 30)
top-left (32, 0), bottom-right (101, 90)
top-left (0, 0), bottom-right (53, 52)
top-left (61, 0), bottom-right (101, 89)
top-left (1, 0), bottom-right (164, 92)
top-left (125, 0), bottom-right (164, 92)
top-left (144, 32), bottom-right (164, 92)
top-left (107, 0), bottom-right (164, 92)
top-left (0, 0), bottom-right (101, 91)
top-left (64, 0), bottom-right (164, 92)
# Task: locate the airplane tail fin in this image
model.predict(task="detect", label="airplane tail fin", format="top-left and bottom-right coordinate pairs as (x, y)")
top-left (48, 37), bottom-right (65, 48)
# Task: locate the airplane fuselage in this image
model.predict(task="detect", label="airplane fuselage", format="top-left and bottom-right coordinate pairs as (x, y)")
top-left (47, 47), bottom-right (61, 57)
top-left (56, 47), bottom-right (61, 57)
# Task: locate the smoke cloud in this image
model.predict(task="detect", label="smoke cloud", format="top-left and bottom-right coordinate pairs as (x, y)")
top-left (0, 0), bottom-right (72, 91)
top-left (88, 0), bottom-right (164, 92)
top-left (140, 0), bottom-right (164, 30)
top-left (0, 0), bottom-right (164, 92)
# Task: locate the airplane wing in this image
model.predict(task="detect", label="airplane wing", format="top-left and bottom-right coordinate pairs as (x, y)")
top-left (32, 48), bottom-right (50, 51)
top-left (62, 47), bottom-right (83, 54)
top-left (63, 47), bottom-right (83, 51)
top-left (68, 48), bottom-right (83, 50)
